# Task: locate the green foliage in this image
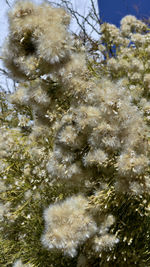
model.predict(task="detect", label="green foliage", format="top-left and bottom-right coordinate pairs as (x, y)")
top-left (88, 187), bottom-right (150, 266)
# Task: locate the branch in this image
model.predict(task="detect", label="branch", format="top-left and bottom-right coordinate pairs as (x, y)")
top-left (90, 0), bottom-right (101, 24)
top-left (0, 68), bottom-right (9, 76)
top-left (48, 0), bottom-right (100, 40)
top-left (5, 0), bottom-right (11, 7)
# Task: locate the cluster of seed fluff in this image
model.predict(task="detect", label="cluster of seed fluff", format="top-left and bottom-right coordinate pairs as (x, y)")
top-left (100, 16), bottom-right (149, 76)
top-left (41, 195), bottom-right (97, 257)
top-left (41, 195), bottom-right (119, 258)
top-left (0, 127), bottom-right (23, 158)
top-left (120, 15), bottom-right (147, 37)
top-left (47, 78), bottom-right (149, 192)
top-left (0, 122), bottom-right (49, 211)
top-left (100, 23), bottom-right (129, 47)
top-left (0, 125), bottom-right (44, 178)
top-left (2, 1), bottom-right (72, 80)
top-left (91, 18), bottom-right (150, 193)
top-left (100, 16), bottom-right (150, 105)
top-left (93, 215), bottom-right (119, 252)
top-left (3, 1), bottom-right (90, 127)
top-left (0, 202), bottom-right (10, 221)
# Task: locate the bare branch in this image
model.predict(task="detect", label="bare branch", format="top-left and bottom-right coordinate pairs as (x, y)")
top-left (47, 0), bottom-right (100, 40)
top-left (0, 68), bottom-right (9, 76)
top-left (90, 0), bottom-right (101, 24)
top-left (5, 0), bottom-right (11, 7)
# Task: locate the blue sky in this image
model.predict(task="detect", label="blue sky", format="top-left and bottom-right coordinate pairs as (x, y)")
top-left (98, 0), bottom-right (150, 26)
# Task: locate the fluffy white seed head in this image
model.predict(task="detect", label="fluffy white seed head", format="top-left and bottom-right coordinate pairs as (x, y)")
top-left (41, 195), bottom-right (97, 257)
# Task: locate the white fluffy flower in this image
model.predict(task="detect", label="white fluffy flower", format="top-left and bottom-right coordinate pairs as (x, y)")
top-left (41, 195), bottom-right (97, 257)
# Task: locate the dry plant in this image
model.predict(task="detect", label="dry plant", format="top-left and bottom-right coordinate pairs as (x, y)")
top-left (0, 1), bottom-right (150, 266)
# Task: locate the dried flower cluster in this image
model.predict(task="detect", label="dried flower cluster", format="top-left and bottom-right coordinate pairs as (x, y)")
top-left (0, 1), bottom-right (150, 266)
top-left (41, 195), bottom-right (97, 257)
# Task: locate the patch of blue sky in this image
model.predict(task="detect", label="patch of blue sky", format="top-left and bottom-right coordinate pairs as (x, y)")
top-left (98, 0), bottom-right (150, 26)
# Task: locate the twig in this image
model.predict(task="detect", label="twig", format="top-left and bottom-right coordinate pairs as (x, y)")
top-left (5, 0), bottom-right (11, 7)
top-left (0, 68), bottom-right (9, 76)
top-left (90, 0), bottom-right (101, 24)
